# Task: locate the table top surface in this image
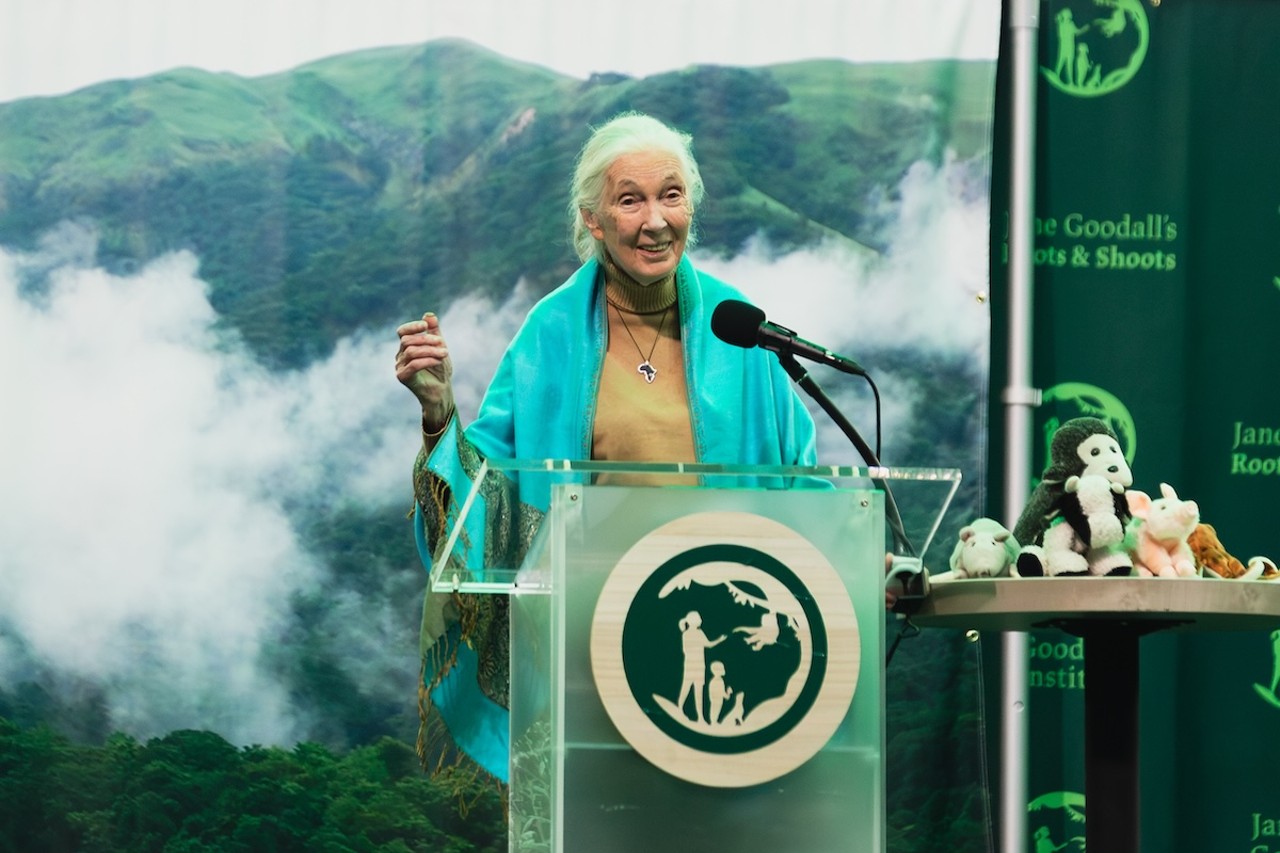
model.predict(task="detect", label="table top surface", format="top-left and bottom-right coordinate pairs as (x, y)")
top-left (910, 576), bottom-right (1280, 634)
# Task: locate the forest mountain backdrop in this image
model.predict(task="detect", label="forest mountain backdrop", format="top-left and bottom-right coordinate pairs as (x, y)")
top-left (0, 38), bottom-right (995, 852)
top-left (1, 39), bottom-right (993, 366)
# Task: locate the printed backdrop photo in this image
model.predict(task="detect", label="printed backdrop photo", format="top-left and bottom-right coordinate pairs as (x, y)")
top-left (0, 1), bottom-right (1000, 851)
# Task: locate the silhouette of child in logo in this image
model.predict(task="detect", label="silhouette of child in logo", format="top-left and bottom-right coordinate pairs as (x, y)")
top-left (707, 660), bottom-right (732, 725)
top-left (677, 611), bottom-right (725, 723)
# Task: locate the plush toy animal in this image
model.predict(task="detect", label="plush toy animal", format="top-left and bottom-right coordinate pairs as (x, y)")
top-left (1125, 483), bottom-right (1199, 578)
top-left (1014, 417), bottom-right (1134, 578)
top-left (1023, 474), bottom-right (1133, 576)
top-left (944, 518), bottom-right (1020, 579)
top-left (1189, 523), bottom-right (1280, 581)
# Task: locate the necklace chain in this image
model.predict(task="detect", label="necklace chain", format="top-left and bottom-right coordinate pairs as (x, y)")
top-left (612, 303), bottom-right (670, 383)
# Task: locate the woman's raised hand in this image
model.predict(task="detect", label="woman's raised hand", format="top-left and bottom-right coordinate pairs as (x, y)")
top-left (395, 312), bottom-right (455, 432)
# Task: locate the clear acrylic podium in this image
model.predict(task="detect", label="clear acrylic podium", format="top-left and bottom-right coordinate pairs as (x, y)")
top-left (427, 459), bottom-right (960, 853)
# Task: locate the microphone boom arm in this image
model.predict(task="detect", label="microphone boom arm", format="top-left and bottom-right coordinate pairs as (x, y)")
top-left (774, 352), bottom-right (919, 564)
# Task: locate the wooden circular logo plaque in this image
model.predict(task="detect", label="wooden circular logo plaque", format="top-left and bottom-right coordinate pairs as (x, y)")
top-left (589, 511), bottom-right (861, 788)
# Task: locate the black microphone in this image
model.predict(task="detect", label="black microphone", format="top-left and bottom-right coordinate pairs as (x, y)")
top-left (711, 299), bottom-right (867, 376)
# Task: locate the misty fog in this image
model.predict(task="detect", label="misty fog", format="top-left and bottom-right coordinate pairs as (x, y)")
top-left (0, 150), bottom-right (988, 747)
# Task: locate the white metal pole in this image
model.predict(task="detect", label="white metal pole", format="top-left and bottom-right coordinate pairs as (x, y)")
top-left (1001, 0), bottom-right (1041, 851)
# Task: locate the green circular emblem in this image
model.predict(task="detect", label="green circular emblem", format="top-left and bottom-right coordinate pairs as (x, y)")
top-left (1041, 0), bottom-right (1150, 97)
top-left (1041, 382), bottom-right (1137, 466)
top-left (621, 543), bottom-right (826, 754)
top-left (590, 511), bottom-right (860, 788)
top-left (1027, 791), bottom-right (1088, 850)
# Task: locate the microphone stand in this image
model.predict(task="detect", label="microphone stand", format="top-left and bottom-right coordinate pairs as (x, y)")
top-left (774, 352), bottom-right (929, 614)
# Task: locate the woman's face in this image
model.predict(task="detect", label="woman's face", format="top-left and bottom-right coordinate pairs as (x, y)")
top-left (582, 150), bottom-right (692, 285)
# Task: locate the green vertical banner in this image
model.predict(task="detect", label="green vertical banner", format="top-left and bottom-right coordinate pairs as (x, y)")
top-left (991, 1), bottom-right (1280, 851)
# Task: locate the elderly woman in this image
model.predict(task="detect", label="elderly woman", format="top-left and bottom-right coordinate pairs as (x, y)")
top-left (394, 112), bottom-right (817, 783)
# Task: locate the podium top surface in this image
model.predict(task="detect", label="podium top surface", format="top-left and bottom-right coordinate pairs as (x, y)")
top-left (912, 577), bottom-right (1280, 635)
top-left (429, 458), bottom-right (963, 593)
top-left (479, 457), bottom-right (962, 482)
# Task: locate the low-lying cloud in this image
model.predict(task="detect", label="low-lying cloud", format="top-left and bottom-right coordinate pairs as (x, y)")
top-left (0, 231), bottom-right (421, 744)
top-left (0, 150), bottom-right (988, 745)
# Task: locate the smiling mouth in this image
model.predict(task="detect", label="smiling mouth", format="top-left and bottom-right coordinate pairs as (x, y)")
top-left (638, 242), bottom-right (671, 254)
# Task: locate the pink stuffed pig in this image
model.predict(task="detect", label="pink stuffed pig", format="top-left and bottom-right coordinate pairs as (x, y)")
top-left (1126, 483), bottom-right (1200, 578)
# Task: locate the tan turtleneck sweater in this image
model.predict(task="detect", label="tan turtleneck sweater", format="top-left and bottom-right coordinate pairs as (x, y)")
top-left (592, 258), bottom-right (697, 471)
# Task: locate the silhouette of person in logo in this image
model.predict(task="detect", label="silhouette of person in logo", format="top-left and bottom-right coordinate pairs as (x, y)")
top-left (1074, 43), bottom-right (1095, 88)
top-left (1053, 9), bottom-right (1089, 85)
top-left (707, 660), bottom-right (733, 726)
top-left (677, 610), bottom-right (726, 723)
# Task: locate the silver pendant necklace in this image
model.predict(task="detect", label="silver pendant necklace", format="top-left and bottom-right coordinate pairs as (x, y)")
top-left (613, 303), bottom-right (670, 383)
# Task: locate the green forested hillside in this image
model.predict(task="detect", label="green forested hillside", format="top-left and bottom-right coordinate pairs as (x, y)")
top-left (0, 38), bottom-right (992, 369)
top-left (0, 719), bottom-right (504, 852)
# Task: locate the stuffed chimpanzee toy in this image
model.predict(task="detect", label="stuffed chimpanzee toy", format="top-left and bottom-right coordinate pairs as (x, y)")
top-left (1012, 417), bottom-right (1134, 577)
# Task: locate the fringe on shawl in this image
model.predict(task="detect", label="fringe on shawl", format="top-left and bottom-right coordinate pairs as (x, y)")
top-left (411, 446), bottom-right (511, 801)
top-left (416, 657), bottom-right (506, 814)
